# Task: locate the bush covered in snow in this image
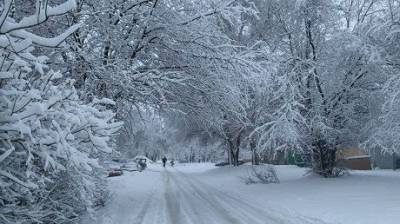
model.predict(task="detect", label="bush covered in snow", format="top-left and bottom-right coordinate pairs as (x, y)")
top-left (0, 1), bottom-right (121, 223)
top-left (243, 165), bottom-right (280, 185)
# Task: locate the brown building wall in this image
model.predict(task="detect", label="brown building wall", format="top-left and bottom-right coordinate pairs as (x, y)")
top-left (336, 148), bottom-right (372, 170)
top-left (341, 157), bottom-right (372, 170)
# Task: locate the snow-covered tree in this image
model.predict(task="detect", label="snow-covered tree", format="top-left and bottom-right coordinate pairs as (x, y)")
top-left (0, 1), bottom-right (121, 223)
top-left (361, 0), bottom-right (400, 155)
top-left (116, 106), bottom-right (168, 160)
top-left (232, 0), bottom-right (387, 176)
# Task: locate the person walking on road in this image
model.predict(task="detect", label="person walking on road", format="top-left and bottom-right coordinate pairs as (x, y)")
top-left (162, 156), bottom-right (167, 167)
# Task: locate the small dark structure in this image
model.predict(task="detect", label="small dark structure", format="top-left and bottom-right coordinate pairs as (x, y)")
top-left (108, 169), bottom-right (123, 177)
top-left (136, 159), bottom-right (147, 171)
top-left (336, 148), bottom-right (371, 170)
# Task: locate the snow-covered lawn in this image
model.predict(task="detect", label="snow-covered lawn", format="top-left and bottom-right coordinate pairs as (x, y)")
top-left (192, 164), bottom-right (400, 224)
top-left (84, 163), bottom-right (400, 224)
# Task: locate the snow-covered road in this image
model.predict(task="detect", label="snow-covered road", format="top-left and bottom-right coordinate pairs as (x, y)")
top-left (86, 164), bottom-right (326, 224)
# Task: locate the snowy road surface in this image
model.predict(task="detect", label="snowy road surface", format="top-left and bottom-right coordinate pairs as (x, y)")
top-left (87, 164), bottom-right (325, 224)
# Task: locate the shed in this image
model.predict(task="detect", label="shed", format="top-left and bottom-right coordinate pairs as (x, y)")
top-left (336, 148), bottom-right (372, 170)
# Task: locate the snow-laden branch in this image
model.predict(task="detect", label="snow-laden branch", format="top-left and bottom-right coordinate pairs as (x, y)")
top-left (0, 0), bottom-right (13, 29)
top-left (0, 146), bottom-right (14, 163)
top-left (0, 1), bottom-right (119, 222)
top-left (179, 0), bottom-right (236, 26)
top-left (0, 0), bottom-right (77, 34)
top-left (10, 23), bottom-right (80, 48)
top-left (0, 170), bottom-right (37, 189)
top-left (0, 0), bottom-right (80, 48)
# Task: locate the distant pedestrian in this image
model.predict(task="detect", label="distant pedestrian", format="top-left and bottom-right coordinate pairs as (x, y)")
top-left (170, 159), bottom-right (175, 167)
top-left (162, 156), bottom-right (167, 167)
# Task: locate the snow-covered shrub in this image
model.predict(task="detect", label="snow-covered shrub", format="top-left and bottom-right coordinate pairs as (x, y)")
top-left (0, 1), bottom-right (121, 223)
top-left (243, 165), bottom-right (280, 184)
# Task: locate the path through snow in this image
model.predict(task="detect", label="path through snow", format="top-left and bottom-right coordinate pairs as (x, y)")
top-left (86, 164), bottom-right (327, 224)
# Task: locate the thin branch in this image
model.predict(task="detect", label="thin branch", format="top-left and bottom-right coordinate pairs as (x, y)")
top-left (0, 0), bottom-right (13, 29)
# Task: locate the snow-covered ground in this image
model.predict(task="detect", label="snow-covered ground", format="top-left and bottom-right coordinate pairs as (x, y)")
top-left (83, 163), bottom-right (400, 224)
top-left (194, 165), bottom-right (400, 224)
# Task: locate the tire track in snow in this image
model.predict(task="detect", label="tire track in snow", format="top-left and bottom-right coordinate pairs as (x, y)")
top-left (172, 170), bottom-right (262, 224)
top-left (167, 170), bottom-right (245, 224)
top-left (132, 189), bottom-right (156, 224)
top-left (130, 171), bottom-right (166, 224)
top-left (164, 170), bottom-right (186, 224)
top-left (177, 170), bottom-right (288, 224)
top-left (165, 171), bottom-right (206, 224)
top-left (175, 169), bottom-right (328, 224)
top-left (167, 170), bottom-right (227, 224)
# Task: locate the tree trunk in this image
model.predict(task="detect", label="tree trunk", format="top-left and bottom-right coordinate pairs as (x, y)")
top-left (250, 138), bottom-right (259, 165)
top-left (233, 147), bottom-right (239, 166)
top-left (312, 137), bottom-right (337, 177)
top-left (232, 134), bottom-right (241, 166)
top-left (227, 140), bottom-right (233, 165)
top-left (227, 139), bottom-right (240, 166)
top-left (103, 43), bottom-right (111, 65)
